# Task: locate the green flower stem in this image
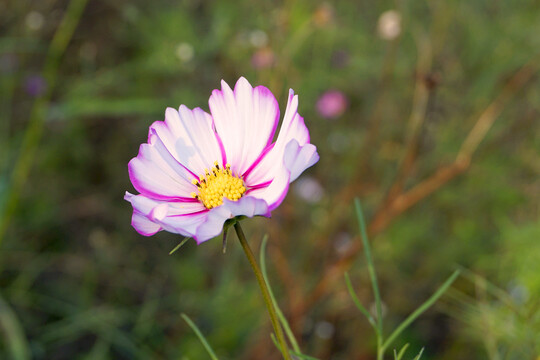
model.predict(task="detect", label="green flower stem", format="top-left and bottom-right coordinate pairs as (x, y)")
top-left (234, 222), bottom-right (291, 360)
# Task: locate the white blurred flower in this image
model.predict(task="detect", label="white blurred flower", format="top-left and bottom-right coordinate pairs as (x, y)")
top-left (294, 176), bottom-right (324, 203)
top-left (377, 10), bottom-right (401, 40)
top-left (175, 43), bottom-right (194, 62)
top-left (315, 321), bottom-right (335, 339)
top-left (25, 11), bottom-right (44, 31)
top-left (249, 30), bottom-right (268, 48)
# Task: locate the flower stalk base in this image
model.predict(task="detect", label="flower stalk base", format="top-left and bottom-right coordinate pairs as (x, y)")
top-left (234, 222), bottom-right (291, 360)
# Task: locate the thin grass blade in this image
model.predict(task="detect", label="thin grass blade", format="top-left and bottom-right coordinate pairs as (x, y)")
top-left (354, 198), bottom-right (383, 335)
top-left (344, 272), bottom-right (377, 330)
top-left (169, 237), bottom-right (190, 255)
top-left (260, 235), bottom-right (301, 353)
top-left (394, 343), bottom-right (409, 360)
top-left (413, 347), bottom-right (425, 360)
top-left (290, 351), bottom-right (321, 360)
top-left (270, 333), bottom-right (284, 353)
top-left (0, 294), bottom-right (30, 360)
top-left (382, 270), bottom-right (460, 351)
top-left (181, 313), bottom-right (219, 360)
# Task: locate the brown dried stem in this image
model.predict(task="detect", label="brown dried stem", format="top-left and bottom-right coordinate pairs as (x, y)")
top-left (300, 55), bottom-right (540, 312)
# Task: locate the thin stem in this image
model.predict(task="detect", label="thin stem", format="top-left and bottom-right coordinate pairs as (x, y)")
top-left (354, 199), bottom-right (384, 359)
top-left (381, 270), bottom-right (460, 352)
top-left (181, 313), bottom-right (219, 360)
top-left (234, 223), bottom-right (291, 360)
top-left (260, 236), bottom-right (301, 353)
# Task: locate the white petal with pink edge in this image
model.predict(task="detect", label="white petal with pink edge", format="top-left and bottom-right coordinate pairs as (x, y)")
top-left (244, 89), bottom-right (316, 186)
top-left (209, 77), bottom-right (279, 175)
top-left (125, 192), bottom-right (208, 237)
top-left (131, 212), bottom-right (162, 236)
top-left (150, 106), bottom-right (224, 176)
top-left (194, 196), bottom-right (270, 243)
top-left (128, 142), bottom-right (196, 200)
top-left (247, 140), bottom-right (318, 211)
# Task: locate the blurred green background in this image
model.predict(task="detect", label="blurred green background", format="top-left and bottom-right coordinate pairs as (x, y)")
top-left (1, 0), bottom-right (539, 359)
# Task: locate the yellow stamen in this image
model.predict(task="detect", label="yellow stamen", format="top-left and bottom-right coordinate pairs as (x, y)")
top-left (191, 162), bottom-right (246, 209)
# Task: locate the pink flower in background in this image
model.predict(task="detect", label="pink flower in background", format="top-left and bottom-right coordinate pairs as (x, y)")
top-left (251, 47), bottom-right (275, 69)
top-left (125, 77), bottom-right (319, 243)
top-left (316, 90), bottom-right (347, 119)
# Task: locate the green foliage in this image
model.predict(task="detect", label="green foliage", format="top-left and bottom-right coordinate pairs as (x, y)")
top-left (181, 313), bottom-right (219, 360)
top-left (0, 0), bottom-right (538, 358)
top-left (347, 199), bottom-right (459, 360)
top-left (446, 220), bottom-right (540, 359)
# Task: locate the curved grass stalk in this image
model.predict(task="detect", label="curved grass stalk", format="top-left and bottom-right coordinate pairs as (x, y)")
top-left (352, 198), bottom-right (459, 359)
top-left (381, 270), bottom-right (460, 352)
top-left (259, 235), bottom-right (301, 354)
top-left (0, 294), bottom-right (30, 360)
top-left (181, 313), bottom-right (219, 360)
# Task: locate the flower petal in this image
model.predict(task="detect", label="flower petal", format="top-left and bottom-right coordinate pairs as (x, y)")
top-left (125, 192), bottom-right (208, 238)
top-left (131, 211), bottom-right (162, 236)
top-left (245, 89), bottom-right (318, 186)
top-left (150, 106), bottom-right (224, 176)
top-left (246, 139), bottom-right (318, 211)
top-left (246, 165), bottom-right (290, 211)
top-left (209, 77), bottom-right (279, 175)
top-left (128, 141), bottom-right (196, 200)
top-left (283, 141), bottom-right (319, 183)
top-left (193, 196), bottom-right (270, 244)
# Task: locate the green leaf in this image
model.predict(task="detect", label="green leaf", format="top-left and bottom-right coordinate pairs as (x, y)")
top-left (393, 343), bottom-right (409, 360)
top-left (181, 313), bottom-right (219, 360)
top-left (169, 237), bottom-right (190, 255)
top-left (354, 198), bottom-right (383, 335)
top-left (382, 270), bottom-right (460, 351)
top-left (344, 272), bottom-right (377, 330)
top-left (0, 294), bottom-right (30, 360)
top-left (270, 332), bottom-right (282, 353)
top-left (413, 347), bottom-right (425, 360)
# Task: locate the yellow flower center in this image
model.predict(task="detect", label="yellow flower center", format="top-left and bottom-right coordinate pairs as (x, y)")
top-left (191, 162), bottom-right (246, 209)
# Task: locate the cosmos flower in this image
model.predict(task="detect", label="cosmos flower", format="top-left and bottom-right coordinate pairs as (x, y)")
top-left (125, 77), bottom-right (319, 243)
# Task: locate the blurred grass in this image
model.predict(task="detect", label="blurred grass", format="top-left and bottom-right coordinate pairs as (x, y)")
top-left (1, 0), bottom-right (539, 359)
